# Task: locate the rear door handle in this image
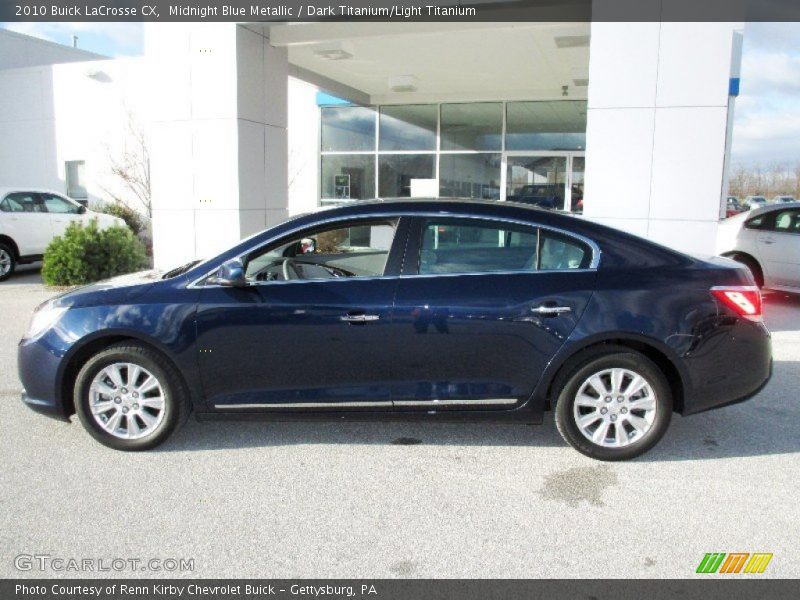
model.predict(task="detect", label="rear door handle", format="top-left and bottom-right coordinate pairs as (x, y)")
top-left (531, 305), bottom-right (572, 316)
top-left (760, 238), bottom-right (775, 245)
top-left (340, 314), bottom-right (380, 323)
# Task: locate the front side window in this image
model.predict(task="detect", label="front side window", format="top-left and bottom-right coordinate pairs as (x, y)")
top-left (745, 215), bottom-right (770, 230)
top-left (244, 220), bottom-right (398, 282)
top-left (773, 209), bottom-right (800, 233)
top-left (42, 194), bottom-right (80, 214)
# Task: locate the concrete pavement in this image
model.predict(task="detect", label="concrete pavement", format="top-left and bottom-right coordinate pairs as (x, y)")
top-left (1, 268), bottom-right (798, 578)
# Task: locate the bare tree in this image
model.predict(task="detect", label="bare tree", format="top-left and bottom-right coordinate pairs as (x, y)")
top-left (728, 162), bottom-right (800, 199)
top-left (101, 111), bottom-right (152, 218)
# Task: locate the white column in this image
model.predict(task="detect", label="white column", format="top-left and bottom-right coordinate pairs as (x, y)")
top-left (145, 24), bottom-right (288, 269)
top-left (583, 9), bottom-right (742, 254)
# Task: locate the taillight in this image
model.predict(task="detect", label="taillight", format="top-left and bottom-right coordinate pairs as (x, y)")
top-left (711, 286), bottom-right (763, 321)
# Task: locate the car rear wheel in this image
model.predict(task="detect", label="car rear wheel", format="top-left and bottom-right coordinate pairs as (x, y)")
top-left (729, 253), bottom-right (764, 288)
top-left (554, 346), bottom-right (672, 461)
top-left (74, 342), bottom-right (190, 451)
top-left (0, 243), bottom-right (16, 282)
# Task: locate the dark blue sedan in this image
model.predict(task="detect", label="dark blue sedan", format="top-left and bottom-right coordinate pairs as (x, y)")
top-left (18, 199), bottom-right (772, 459)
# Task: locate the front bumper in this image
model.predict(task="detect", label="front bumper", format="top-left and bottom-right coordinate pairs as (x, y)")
top-left (21, 389), bottom-right (71, 421)
top-left (18, 335), bottom-right (70, 421)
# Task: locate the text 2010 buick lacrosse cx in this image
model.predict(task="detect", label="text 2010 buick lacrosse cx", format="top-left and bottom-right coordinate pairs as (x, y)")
top-left (18, 199), bottom-right (772, 460)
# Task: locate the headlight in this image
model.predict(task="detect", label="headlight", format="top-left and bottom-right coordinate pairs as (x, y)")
top-left (23, 302), bottom-right (68, 340)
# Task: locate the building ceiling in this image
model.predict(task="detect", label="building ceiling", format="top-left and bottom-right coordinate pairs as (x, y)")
top-left (264, 23), bottom-right (590, 105)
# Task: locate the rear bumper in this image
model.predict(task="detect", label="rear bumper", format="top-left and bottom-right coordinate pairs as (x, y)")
top-left (682, 319), bottom-right (772, 415)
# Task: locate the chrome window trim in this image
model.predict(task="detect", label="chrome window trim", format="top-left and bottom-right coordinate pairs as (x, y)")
top-left (188, 211), bottom-right (601, 289)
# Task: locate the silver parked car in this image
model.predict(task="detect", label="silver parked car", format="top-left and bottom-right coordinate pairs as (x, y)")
top-left (772, 195), bottom-right (796, 204)
top-left (717, 202), bottom-right (800, 293)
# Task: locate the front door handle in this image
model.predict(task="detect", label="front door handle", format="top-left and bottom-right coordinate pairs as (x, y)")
top-left (760, 238), bottom-right (775, 245)
top-left (531, 305), bottom-right (572, 316)
top-left (340, 314), bottom-right (380, 323)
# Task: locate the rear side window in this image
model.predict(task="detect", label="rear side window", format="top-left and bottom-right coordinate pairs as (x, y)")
top-left (3, 193), bottom-right (43, 213)
top-left (538, 230), bottom-right (591, 270)
top-left (42, 194), bottom-right (80, 214)
top-left (417, 218), bottom-right (592, 275)
top-left (419, 219), bottom-right (538, 275)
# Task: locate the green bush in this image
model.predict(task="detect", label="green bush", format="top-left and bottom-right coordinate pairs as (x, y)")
top-left (95, 202), bottom-right (147, 235)
top-left (42, 220), bottom-right (148, 286)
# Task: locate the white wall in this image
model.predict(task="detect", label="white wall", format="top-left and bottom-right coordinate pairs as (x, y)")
top-left (146, 23), bottom-right (289, 269)
top-left (288, 77), bottom-right (321, 216)
top-left (0, 29), bottom-right (104, 70)
top-left (584, 17), bottom-right (743, 254)
top-left (0, 58), bottom-right (152, 212)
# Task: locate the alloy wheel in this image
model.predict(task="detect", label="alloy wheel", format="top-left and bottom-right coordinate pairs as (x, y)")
top-left (0, 249), bottom-right (11, 276)
top-left (572, 367), bottom-right (657, 448)
top-left (88, 362), bottom-right (166, 439)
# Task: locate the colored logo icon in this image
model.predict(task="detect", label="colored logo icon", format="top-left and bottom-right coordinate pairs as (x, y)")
top-left (697, 553), bottom-right (773, 574)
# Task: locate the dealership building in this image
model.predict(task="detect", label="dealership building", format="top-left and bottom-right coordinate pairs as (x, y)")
top-left (0, 17), bottom-right (743, 268)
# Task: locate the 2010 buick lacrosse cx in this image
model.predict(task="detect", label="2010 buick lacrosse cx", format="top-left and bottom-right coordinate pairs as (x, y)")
top-left (18, 199), bottom-right (772, 460)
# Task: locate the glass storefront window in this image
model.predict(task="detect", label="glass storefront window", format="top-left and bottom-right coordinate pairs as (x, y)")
top-left (440, 103), bottom-right (502, 151)
top-left (379, 105), bottom-right (437, 151)
top-left (505, 101), bottom-right (587, 151)
top-left (570, 156), bottom-right (585, 213)
top-left (378, 154), bottom-right (435, 197)
top-left (506, 156), bottom-right (567, 210)
top-left (321, 155), bottom-right (375, 201)
top-left (321, 106), bottom-right (376, 152)
top-left (439, 153), bottom-right (501, 199)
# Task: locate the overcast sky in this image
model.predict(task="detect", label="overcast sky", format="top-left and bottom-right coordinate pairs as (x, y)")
top-left (1, 21), bottom-right (798, 167)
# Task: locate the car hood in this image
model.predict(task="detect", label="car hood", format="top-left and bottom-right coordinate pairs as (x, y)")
top-left (52, 269), bottom-right (162, 308)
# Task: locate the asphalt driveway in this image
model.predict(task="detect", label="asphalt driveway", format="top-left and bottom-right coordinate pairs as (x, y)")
top-left (1, 267), bottom-right (798, 578)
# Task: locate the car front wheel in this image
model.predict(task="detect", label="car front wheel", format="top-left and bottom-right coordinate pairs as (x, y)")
top-left (0, 243), bottom-right (16, 281)
top-left (74, 342), bottom-right (190, 450)
top-left (554, 346), bottom-right (672, 461)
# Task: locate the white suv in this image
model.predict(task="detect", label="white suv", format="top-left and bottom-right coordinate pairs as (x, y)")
top-left (0, 188), bottom-right (125, 281)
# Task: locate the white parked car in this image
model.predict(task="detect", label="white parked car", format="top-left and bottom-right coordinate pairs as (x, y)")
top-left (772, 195), bottom-right (796, 204)
top-left (0, 188), bottom-right (125, 281)
top-left (717, 202), bottom-right (800, 293)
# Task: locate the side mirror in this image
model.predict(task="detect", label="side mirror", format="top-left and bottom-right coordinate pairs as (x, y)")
top-left (207, 258), bottom-right (248, 288)
top-left (77, 205), bottom-right (87, 215)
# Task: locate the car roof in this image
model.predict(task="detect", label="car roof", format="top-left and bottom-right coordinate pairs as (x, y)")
top-left (744, 201), bottom-right (800, 217)
top-left (0, 187), bottom-right (73, 198)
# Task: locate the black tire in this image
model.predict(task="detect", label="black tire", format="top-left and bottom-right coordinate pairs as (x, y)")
top-left (0, 242), bottom-right (16, 282)
top-left (730, 253), bottom-right (764, 288)
top-left (553, 345), bottom-right (672, 461)
top-left (74, 342), bottom-right (190, 451)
